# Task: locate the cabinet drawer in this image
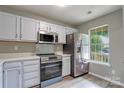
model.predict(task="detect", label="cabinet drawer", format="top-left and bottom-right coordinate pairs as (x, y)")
top-left (62, 58), bottom-right (70, 63)
top-left (62, 56), bottom-right (70, 60)
top-left (24, 78), bottom-right (40, 88)
top-left (24, 65), bottom-right (39, 73)
top-left (23, 60), bottom-right (39, 66)
top-left (24, 71), bottom-right (39, 80)
top-left (4, 62), bottom-right (21, 69)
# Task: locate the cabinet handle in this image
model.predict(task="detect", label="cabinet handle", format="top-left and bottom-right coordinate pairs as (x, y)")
top-left (49, 27), bottom-right (51, 31)
top-left (20, 34), bottom-right (22, 39)
top-left (18, 70), bottom-right (21, 75)
top-left (47, 27), bottom-right (49, 31)
top-left (15, 34), bottom-right (18, 38)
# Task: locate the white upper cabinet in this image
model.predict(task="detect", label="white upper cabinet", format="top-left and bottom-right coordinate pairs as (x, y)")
top-left (55, 25), bottom-right (66, 44)
top-left (49, 24), bottom-right (66, 44)
top-left (39, 21), bottom-right (50, 31)
top-left (0, 12), bottom-right (20, 41)
top-left (49, 23), bottom-right (57, 33)
top-left (66, 27), bottom-right (78, 35)
top-left (21, 17), bottom-right (39, 42)
top-left (0, 11), bottom-right (74, 43)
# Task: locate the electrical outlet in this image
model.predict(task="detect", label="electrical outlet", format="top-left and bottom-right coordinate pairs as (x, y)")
top-left (14, 45), bottom-right (18, 51)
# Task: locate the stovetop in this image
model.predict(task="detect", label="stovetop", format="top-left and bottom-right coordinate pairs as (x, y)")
top-left (37, 54), bottom-right (62, 62)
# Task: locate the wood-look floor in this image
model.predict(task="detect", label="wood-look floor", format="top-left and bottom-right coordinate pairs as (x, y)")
top-left (45, 74), bottom-right (123, 88)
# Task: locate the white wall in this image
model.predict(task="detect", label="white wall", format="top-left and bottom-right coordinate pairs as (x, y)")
top-left (78, 9), bottom-right (124, 84)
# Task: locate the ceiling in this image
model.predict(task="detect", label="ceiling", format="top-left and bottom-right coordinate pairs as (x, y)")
top-left (6, 5), bottom-right (122, 26)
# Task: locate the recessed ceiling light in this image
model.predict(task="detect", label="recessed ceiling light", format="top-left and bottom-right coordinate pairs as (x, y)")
top-left (57, 5), bottom-right (66, 7)
top-left (87, 11), bottom-right (92, 14)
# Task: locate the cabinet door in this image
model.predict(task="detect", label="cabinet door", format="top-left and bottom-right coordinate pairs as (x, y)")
top-left (21, 17), bottom-right (39, 41)
top-left (53, 25), bottom-right (66, 44)
top-left (56, 25), bottom-right (66, 44)
top-left (4, 68), bottom-right (22, 88)
top-left (23, 59), bottom-right (40, 88)
top-left (49, 24), bottom-right (57, 33)
top-left (62, 62), bottom-right (70, 77)
top-left (39, 21), bottom-right (49, 31)
top-left (0, 12), bottom-right (20, 41)
top-left (62, 57), bottom-right (71, 77)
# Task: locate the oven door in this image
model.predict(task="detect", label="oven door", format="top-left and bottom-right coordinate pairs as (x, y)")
top-left (40, 61), bottom-right (62, 82)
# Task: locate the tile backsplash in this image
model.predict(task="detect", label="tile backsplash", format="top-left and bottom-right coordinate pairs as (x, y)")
top-left (0, 42), bottom-right (36, 53)
top-left (0, 42), bottom-right (63, 55)
top-left (54, 44), bottom-right (63, 55)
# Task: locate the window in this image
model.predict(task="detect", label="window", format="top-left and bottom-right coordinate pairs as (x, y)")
top-left (89, 25), bottom-right (109, 63)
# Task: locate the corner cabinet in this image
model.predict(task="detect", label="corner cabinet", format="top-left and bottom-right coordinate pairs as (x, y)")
top-left (3, 62), bottom-right (22, 88)
top-left (0, 12), bottom-right (20, 41)
top-left (20, 17), bottom-right (39, 42)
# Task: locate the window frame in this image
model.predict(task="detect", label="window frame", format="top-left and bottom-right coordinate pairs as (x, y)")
top-left (88, 24), bottom-right (110, 65)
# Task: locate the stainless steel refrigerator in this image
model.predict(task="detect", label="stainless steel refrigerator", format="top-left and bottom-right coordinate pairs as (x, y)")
top-left (63, 32), bottom-right (89, 77)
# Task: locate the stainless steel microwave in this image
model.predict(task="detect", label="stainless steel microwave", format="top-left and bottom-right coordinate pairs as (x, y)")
top-left (38, 31), bottom-right (58, 43)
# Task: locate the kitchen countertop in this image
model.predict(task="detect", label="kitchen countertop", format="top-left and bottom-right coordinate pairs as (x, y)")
top-left (0, 53), bottom-right (40, 64)
top-left (61, 54), bottom-right (71, 57)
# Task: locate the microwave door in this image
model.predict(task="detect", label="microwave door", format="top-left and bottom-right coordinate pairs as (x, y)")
top-left (39, 34), bottom-right (54, 43)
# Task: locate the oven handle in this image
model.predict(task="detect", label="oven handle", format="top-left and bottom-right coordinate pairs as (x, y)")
top-left (41, 64), bottom-right (62, 68)
top-left (41, 60), bottom-right (62, 63)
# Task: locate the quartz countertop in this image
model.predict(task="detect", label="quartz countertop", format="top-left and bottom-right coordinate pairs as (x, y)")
top-left (61, 54), bottom-right (72, 57)
top-left (0, 53), bottom-right (40, 64)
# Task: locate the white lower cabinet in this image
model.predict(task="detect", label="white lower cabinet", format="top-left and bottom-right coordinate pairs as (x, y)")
top-left (0, 72), bottom-right (2, 88)
top-left (62, 56), bottom-right (71, 77)
top-left (24, 78), bottom-right (39, 88)
top-left (3, 58), bottom-right (40, 88)
top-left (3, 62), bottom-right (22, 88)
top-left (23, 60), bottom-right (40, 88)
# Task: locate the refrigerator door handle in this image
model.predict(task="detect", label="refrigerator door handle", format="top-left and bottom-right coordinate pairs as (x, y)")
top-left (80, 39), bottom-right (88, 63)
top-left (80, 39), bottom-right (83, 61)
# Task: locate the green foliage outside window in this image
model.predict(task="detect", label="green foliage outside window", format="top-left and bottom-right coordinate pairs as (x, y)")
top-left (90, 25), bottom-right (109, 63)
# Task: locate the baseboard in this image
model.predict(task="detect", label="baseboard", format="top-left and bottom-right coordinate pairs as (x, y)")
top-left (89, 72), bottom-right (124, 87)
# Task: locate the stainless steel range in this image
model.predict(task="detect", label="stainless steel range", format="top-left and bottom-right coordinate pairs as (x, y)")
top-left (38, 54), bottom-right (63, 87)
top-left (36, 44), bottom-right (63, 87)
